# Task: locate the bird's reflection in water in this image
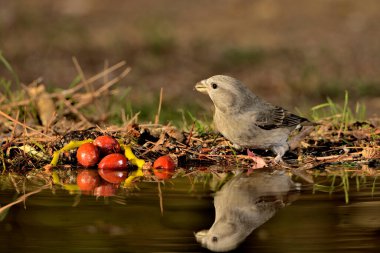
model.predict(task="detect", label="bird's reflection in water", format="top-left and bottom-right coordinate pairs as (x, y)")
top-left (196, 169), bottom-right (299, 252)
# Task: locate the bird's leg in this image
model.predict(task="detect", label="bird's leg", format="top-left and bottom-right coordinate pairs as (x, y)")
top-left (272, 145), bottom-right (288, 164)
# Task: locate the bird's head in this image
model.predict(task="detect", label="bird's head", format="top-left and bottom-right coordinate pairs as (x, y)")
top-left (195, 220), bottom-right (242, 252)
top-left (195, 75), bottom-right (255, 113)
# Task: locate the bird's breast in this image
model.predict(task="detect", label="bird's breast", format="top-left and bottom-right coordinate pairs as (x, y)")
top-left (214, 111), bottom-right (257, 142)
top-left (214, 110), bottom-right (290, 148)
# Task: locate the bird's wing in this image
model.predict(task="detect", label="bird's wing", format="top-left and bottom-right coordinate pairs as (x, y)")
top-left (254, 106), bottom-right (309, 130)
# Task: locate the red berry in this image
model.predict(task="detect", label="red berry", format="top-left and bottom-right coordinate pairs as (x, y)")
top-left (153, 156), bottom-right (175, 170)
top-left (76, 169), bottom-right (100, 191)
top-left (153, 156), bottom-right (175, 180)
top-left (98, 168), bottom-right (128, 184)
top-left (77, 143), bottom-right (100, 167)
top-left (93, 135), bottom-right (121, 155)
top-left (98, 153), bottom-right (128, 170)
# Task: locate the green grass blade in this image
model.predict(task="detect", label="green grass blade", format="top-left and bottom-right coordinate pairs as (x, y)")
top-left (0, 51), bottom-right (20, 86)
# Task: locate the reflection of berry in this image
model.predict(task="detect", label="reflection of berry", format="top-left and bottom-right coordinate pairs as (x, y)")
top-left (77, 143), bottom-right (100, 167)
top-left (94, 183), bottom-right (117, 197)
top-left (77, 170), bottom-right (100, 191)
top-left (98, 168), bottom-right (128, 184)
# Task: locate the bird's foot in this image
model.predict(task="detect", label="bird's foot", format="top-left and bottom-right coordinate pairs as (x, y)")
top-left (272, 145), bottom-right (288, 165)
top-left (274, 156), bottom-right (282, 163)
top-left (273, 155), bottom-right (286, 165)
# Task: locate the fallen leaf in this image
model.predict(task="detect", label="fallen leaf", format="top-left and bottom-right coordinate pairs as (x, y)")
top-left (247, 150), bottom-right (267, 170)
top-left (27, 84), bottom-right (56, 127)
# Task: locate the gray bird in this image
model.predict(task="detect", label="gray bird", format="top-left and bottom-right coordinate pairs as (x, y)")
top-left (195, 170), bottom-right (299, 252)
top-left (195, 75), bottom-right (312, 162)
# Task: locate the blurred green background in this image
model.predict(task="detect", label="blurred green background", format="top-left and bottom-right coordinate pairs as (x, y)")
top-left (1, 0), bottom-right (379, 122)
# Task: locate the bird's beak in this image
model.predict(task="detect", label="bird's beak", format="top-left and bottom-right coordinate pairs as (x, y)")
top-left (195, 80), bottom-right (208, 94)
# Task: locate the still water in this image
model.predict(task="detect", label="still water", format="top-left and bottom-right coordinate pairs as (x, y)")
top-left (1, 169), bottom-right (380, 253)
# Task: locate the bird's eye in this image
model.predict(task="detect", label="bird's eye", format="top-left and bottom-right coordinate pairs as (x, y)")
top-left (212, 236), bottom-right (218, 243)
top-left (211, 83), bottom-right (218, 89)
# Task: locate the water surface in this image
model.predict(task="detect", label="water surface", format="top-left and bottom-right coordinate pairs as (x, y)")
top-left (1, 169), bottom-right (380, 253)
